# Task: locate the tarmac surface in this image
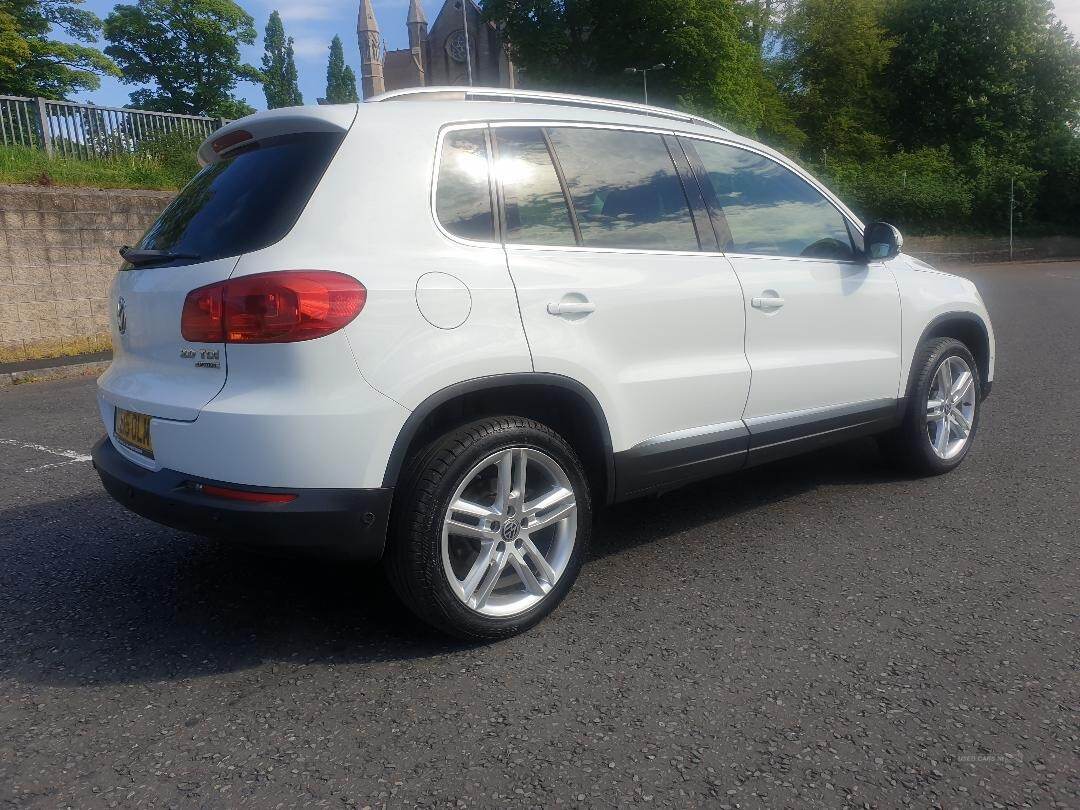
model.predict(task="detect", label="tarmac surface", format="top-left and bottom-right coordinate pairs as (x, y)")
top-left (0, 262), bottom-right (1076, 807)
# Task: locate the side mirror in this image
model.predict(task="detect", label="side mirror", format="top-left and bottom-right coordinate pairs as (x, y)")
top-left (865, 222), bottom-right (903, 261)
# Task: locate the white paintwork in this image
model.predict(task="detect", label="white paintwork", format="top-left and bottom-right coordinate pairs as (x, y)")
top-left (506, 246), bottom-right (750, 452)
top-left (99, 256), bottom-right (236, 422)
top-left (729, 254), bottom-right (902, 419)
top-left (196, 104), bottom-right (357, 166)
top-left (96, 90), bottom-right (995, 496)
top-left (893, 254), bottom-right (996, 392)
top-left (415, 272), bottom-right (472, 329)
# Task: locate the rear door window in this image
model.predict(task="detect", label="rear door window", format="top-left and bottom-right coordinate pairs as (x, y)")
top-left (435, 129), bottom-right (497, 243)
top-left (545, 127), bottom-right (700, 251)
top-left (134, 131), bottom-right (344, 268)
top-left (493, 127), bottom-right (577, 246)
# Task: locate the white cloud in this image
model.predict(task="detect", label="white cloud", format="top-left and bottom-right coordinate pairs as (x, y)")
top-left (290, 35), bottom-right (331, 59)
top-left (276, 3), bottom-right (337, 23)
top-left (1053, 0), bottom-right (1080, 37)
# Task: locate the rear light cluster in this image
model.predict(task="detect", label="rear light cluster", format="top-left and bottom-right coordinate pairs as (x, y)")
top-left (181, 271), bottom-right (366, 344)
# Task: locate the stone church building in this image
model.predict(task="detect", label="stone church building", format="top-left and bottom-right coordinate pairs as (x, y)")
top-left (357, 0), bottom-right (516, 98)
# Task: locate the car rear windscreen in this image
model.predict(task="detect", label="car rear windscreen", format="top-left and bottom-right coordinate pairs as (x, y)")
top-left (132, 131), bottom-right (345, 268)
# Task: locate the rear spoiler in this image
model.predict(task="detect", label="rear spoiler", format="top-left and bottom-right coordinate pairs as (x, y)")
top-left (197, 105), bottom-right (359, 166)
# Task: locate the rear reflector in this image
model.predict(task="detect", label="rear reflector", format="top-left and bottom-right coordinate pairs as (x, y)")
top-left (181, 271), bottom-right (366, 344)
top-left (196, 483), bottom-right (297, 504)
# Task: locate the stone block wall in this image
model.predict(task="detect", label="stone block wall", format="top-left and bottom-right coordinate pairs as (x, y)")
top-left (0, 184), bottom-right (174, 362)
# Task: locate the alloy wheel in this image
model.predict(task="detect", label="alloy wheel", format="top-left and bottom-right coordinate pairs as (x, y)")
top-left (441, 448), bottom-right (578, 617)
top-left (925, 356), bottom-right (977, 460)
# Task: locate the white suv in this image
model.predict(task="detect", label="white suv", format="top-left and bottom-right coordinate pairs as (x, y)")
top-left (93, 88), bottom-right (995, 639)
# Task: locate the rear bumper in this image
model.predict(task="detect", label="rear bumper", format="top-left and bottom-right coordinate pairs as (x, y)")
top-left (92, 437), bottom-right (393, 560)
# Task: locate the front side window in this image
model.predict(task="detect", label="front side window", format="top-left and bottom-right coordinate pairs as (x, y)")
top-left (546, 128), bottom-right (699, 251)
top-left (691, 140), bottom-right (855, 261)
top-left (436, 129), bottom-right (496, 242)
top-left (494, 127), bottom-right (576, 246)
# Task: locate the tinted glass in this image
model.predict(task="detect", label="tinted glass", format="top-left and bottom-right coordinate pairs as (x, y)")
top-left (494, 128), bottom-right (576, 246)
top-left (547, 128), bottom-right (699, 251)
top-left (693, 140), bottom-right (854, 260)
top-left (135, 132), bottom-right (344, 267)
top-left (436, 130), bottom-right (496, 242)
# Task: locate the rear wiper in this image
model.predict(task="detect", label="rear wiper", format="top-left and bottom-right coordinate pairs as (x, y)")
top-left (119, 246), bottom-right (201, 267)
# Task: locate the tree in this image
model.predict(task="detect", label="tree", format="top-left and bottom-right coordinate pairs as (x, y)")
top-left (778, 0), bottom-right (893, 161)
top-left (885, 0), bottom-right (1079, 153)
top-left (483, 0), bottom-right (769, 134)
top-left (0, 0), bottom-right (119, 97)
top-left (103, 0), bottom-right (259, 117)
top-left (324, 34), bottom-right (358, 103)
top-left (261, 10), bottom-right (302, 108)
top-left (340, 65), bottom-right (359, 103)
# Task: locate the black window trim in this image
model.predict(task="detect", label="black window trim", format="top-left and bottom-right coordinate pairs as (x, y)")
top-left (434, 120), bottom-right (727, 256)
top-left (677, 134), bottom-right (868, 265)
top-left (540, 128), bottom-right (583, 247)
top-left (430, 122), bottom-right (503, 248)
top-left (665, 134), bottom-right (717, 253)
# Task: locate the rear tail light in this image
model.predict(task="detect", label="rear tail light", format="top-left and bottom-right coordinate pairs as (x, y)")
top-left (181, 271), bottom-right (366, 344)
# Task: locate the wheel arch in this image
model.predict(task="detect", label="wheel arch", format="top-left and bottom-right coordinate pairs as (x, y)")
top-left (909, 312), bottom-right (992, 399)
top-left (382, 374), bottom-right (617, 505)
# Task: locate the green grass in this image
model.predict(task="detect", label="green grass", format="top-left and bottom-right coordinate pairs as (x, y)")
top-left (0, 141), bottom-right (199, 191)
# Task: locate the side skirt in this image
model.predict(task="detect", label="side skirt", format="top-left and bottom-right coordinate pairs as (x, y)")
top-left (613, 421), bottom-right (749, 502)
top-left (612, 399), bottom-right (905, 501)
top-left (745, 398), bottom-right (904, 467)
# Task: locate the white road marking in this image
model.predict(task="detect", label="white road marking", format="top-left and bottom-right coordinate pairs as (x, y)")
top-left (0, 438), bottom-right (92, 473)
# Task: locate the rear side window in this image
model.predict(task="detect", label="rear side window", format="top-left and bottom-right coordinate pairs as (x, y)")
top-left (546, 128), bottom-right (699, 251)
top-left (135, 132), bottom-right (344, 267)
top-left (494, 127), bottom-right (576, 246)
top-left (436, 129), bottom-right (496, 242)
top-left (691, 140), bottom-right (855, 261)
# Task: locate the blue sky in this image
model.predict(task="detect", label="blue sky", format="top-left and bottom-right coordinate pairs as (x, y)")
top-left (64, 0), bottom-right (445, 109)
top-left (60, 0), bottom-right (1080, 113)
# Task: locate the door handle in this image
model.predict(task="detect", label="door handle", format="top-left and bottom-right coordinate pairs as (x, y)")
top-left (547, 301), bottom-right (596, 316)
top-left (751, 295), bottom-right (786, 310)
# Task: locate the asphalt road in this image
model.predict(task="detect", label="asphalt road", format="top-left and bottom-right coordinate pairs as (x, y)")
top-left (1, 262), bottom-right (1077, 808)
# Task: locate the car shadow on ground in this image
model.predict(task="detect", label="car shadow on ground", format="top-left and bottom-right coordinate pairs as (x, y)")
top-left (0, 437), bottom-right (911, 687)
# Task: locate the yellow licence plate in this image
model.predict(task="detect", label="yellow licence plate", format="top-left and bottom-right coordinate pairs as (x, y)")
top-left (114, 407), bottom-right (154, 458)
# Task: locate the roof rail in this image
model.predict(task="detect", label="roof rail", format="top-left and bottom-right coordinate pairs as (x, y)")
top-left (366, 86), bottom-right (729, 133)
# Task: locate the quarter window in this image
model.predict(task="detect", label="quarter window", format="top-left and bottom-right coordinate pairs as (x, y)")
top-left (494, 128), bottom-right (576, 246)
top-left (546, 128), bottom-right (700, 251)
top-left (692, 140), bottom-right (855, 261)
top-left (436, 129), bottom-right (496, 242)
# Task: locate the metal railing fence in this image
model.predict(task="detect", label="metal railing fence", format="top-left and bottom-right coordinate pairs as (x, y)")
top-left (0, 96), bottom-right (226, 159)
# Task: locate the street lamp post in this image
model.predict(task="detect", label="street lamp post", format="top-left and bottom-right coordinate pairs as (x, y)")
top-left (624, 64), bottom-right (666, 105)
top-left (454, 1), bottom-right (474, 86)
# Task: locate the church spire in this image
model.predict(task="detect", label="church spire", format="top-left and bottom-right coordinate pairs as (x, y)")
top-left (357, 0), bottom-right (384, 97)
top-left (357, 0), bottom-right (379, 34)
top-left (407, 0), bottom-right (428, 53)
top-left (407, 0), bottom-right (426, 25)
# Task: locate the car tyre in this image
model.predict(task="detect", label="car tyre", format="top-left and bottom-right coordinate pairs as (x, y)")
top-left (385, 416), bottom-right (591, 640)
top-left (879, 337), bottom-right (982, 476)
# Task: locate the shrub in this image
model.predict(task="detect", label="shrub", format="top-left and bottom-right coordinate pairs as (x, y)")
top-left (815, 147), bottom-right (973, 234)
top-left (0, 135), bottom-right (201, 191)
top-left (133, 129), bottom-right (204, 184)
